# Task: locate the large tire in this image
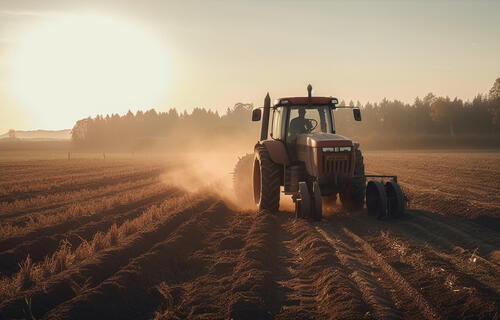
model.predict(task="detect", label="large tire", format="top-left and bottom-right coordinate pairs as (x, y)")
top-left (253, 146), bottom-right (281, 211)
top-left (340, 148), bottom-right (366, 210)
top-left (233, 153), bottom-right (254, 207)
top-left (297, 182), bottom-right (311, 219)
top-left (312, 181), bottom-right (322, 221)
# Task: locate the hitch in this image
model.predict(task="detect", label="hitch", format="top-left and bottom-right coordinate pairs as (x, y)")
top-left (365, 175), bottom-right (398, 183)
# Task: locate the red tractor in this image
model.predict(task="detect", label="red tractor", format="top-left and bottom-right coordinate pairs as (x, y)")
top-left (234, 85), bottom-right (405, 220)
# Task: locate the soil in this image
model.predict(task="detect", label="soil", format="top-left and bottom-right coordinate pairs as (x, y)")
top-left (0, 152), bottom-right (498, 319)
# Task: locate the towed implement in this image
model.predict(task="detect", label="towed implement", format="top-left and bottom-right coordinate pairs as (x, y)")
top-left (234, 85), bottom-right (406, 220)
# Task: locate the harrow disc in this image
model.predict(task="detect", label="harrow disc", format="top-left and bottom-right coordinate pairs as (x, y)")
top-left (385, 180), bottom-right (405, 218)
top-left (366, 180), bottom-right (387, 219)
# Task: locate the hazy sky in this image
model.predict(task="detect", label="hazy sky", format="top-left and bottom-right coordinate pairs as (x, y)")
top-left (0, 0), bottom-right (499, 132)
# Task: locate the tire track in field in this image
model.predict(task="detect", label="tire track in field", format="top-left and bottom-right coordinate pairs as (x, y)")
top-left (316, 224), bottom-right (441, 320)
top-left (340, 210), bottom-right (500, 319)
top-left (368, 229), bottom-right (500, 319)
top-left (384, 215), bottom-right (500, 295)
top-left (275, 216), bottom-right (369, 320)
top-left (0, 196), bottom-right (216, 319)
top-left (223, 212), bottom-right (286, 320)
top-left (0, 189), bottom-right (179, 275)
top-left (411, 211), bottom-right (500, 259)
top-left (41, 200), bottom-right (233, 320)
top-left (315, 226), bottom-right (404, 319)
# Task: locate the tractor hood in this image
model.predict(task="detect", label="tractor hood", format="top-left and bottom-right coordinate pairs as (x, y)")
top-left (296, 133), bottom-right (353, 148)
top-left (295, 133), bottom-right (355, 178)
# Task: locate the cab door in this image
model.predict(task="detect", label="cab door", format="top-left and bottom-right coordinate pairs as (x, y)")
top-left (270, 107), bottom-right (286, 140)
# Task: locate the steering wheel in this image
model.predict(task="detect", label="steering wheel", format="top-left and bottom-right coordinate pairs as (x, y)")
top-left (307, 119), bottom-right (318, 132)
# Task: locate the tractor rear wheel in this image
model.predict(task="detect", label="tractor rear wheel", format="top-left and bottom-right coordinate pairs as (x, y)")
top-left (233, 153), bottom-right (254, 207)
top-left (340, 148), bottom-right (366, 210)
top-left (253, 147), bottom-right (281, 211)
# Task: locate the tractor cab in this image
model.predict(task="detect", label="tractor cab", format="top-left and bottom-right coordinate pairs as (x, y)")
top-left (270, 99), bottom-right (335, 144)
top-left (252, 85), bottom-right (361, 146)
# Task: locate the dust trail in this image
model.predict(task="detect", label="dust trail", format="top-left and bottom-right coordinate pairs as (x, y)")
top-left (160, 151), bottom-right (254, 211)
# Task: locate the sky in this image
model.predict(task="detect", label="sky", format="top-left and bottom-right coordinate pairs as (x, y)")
top-left (0, 0), bottom-right (499, 132)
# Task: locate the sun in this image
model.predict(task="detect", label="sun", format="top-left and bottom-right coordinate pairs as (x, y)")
top-left (8, 15), bottom-right (169, 128)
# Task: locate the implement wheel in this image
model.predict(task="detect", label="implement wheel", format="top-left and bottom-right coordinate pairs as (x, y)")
top-left (366, 180), bottom-right (387, 219)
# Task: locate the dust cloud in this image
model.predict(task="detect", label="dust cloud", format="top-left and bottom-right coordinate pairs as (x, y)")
top-left (158, 142), bottom-right (298, 212)
top-left (158, 137), bottom-right (257, 211)
top-left (160, 152), bottom-right (238, 205)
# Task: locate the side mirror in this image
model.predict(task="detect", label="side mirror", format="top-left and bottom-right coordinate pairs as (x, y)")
top-left (252, 108), bottom-right (262, 121)
top-left (353, 108), bottom-right (362, 121)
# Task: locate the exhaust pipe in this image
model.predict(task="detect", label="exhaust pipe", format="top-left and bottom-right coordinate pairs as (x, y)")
top-left (307, 84), bottom-right (312, 106)
top-left (260, 93), bottom-right (271, 140)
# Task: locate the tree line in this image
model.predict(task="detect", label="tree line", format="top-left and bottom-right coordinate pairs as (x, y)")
top-left (72, 78), bottom-right (500, 150)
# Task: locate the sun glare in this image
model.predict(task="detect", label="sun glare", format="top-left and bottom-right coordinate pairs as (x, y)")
top-left (8, 15), bottom-right (169, 126)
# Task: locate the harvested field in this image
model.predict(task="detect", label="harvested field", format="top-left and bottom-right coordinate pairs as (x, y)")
top-left (0, 151), bottom-right (498, 319)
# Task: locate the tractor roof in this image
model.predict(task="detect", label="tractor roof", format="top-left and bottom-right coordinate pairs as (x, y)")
top-left (274, 96), bottom-right (335, 107)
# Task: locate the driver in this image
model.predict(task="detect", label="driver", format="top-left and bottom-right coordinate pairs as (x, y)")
top-left (289, 107), bottom-right (313, 135)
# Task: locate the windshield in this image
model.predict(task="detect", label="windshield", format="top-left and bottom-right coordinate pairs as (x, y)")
top-left (286, 105), bottom-right (333, 140)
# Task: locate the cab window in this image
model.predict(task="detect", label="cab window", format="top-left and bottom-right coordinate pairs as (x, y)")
top-left (271, 107), bottom-right (284, 140)
top-left (286, 106), bottom-right (333, 140)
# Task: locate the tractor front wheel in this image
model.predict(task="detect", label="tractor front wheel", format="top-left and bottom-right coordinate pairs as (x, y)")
top-left (312, 181), bottom-right (322, 221)
top-left (340, 148), bottom-right (366, 210)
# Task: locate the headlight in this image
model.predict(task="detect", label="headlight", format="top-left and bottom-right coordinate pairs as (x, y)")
top-left (322, 146), bottom-right (351, 152)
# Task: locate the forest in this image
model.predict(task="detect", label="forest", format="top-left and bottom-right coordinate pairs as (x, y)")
top-left (71, 78), bottom-right (500, 150)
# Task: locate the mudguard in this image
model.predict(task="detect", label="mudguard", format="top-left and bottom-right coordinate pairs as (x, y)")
top-left (256, 140), bottom-right (289, 165)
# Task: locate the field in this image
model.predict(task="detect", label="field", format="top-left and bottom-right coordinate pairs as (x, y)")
top-left (0, 151), bottom-right (499, 319)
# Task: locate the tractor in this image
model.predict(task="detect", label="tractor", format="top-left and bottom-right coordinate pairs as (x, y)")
top-left (233, 85), bottom-right (405, 220)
